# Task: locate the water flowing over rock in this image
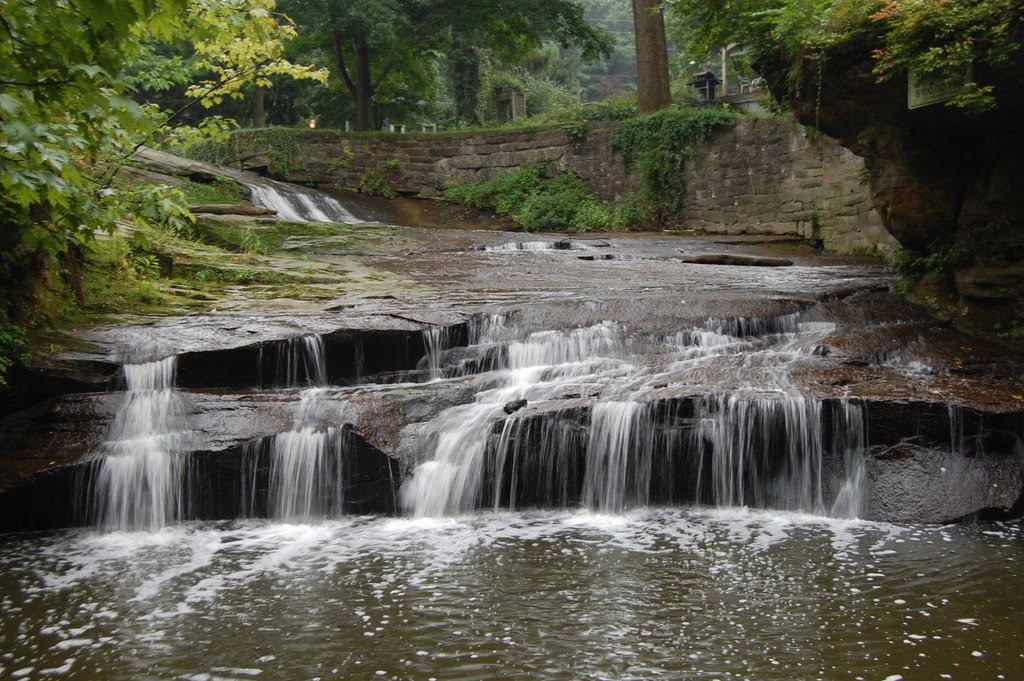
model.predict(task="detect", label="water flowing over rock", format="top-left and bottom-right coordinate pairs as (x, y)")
top-left (84, 357), bottom-right (193, 532)
top-left (246, 175), bottom-right (363, 224)
top-left (399, 312), bottom-right (875, 519)
top-left (1, 192), bottom-right (1022, 531)
top-left (244, 336), bottom-right (399, 521)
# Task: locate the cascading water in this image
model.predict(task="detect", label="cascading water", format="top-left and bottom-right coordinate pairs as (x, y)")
top-left (693, 392), bottom-right (829, 513)
top-left (400, 316), bottom-right (636, 516)
top-left (87, 356), bottom-right (192, 532)
top-left (277, 333), bottom-right (328, 387)
top-left (581, 401), bottom-right (651, 512)
top-left (244, 334), bottom-right (358, 522)
top-left (420, 325), bottom-right (460, 380)
top-left (401, 312), bottom-right (870, 519)
top-left (245, 175), bottom-right (363, 224)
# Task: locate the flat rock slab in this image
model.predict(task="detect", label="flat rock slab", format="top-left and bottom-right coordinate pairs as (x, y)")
top-left (2, 204), bottom-right (1023, 527)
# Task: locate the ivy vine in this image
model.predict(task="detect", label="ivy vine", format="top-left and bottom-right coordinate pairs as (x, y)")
top-left (612, 106), bottom-right (739, 224)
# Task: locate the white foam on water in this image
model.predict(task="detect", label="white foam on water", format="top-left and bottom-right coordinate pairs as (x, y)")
top-left (247, 176), bottom-right (363, 224)
top-left (90, 356), bottom-right (194, 532)
top-left (1, 513), bottom-right (1021, 680)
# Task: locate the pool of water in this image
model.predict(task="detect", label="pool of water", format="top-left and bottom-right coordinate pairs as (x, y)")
top-left (1, 509), bottom-right (1021, 680)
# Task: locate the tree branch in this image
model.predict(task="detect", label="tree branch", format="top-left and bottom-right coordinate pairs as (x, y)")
top-left (332, 29), bottom-right (357, 97)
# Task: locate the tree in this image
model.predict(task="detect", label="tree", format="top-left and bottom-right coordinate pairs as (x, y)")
top-left (631, 0), bottom-right (672, 111)
top-left (662, 0), bottom-right (1022, 113)
top-left (285, 0), bottom-right (613, 131)
top-left (125, 0), bottom-right (327, 137)
top-left (0, 0), bottom-right (324, 382)
top-left (578, 0), bottom-right (639, 101)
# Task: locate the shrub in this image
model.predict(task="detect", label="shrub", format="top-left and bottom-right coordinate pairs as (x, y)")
top-left (444, 164), bottom-right (633, 233)
top-left (0, 308), bottom-right (27, 387)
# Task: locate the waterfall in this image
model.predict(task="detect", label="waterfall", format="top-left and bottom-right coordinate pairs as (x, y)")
top-left (830, 399), bottom-right (867, 518)
top-left (401, 312), bottom-right (870, 519)
top-left (89, 357), bottom-right (192, 532)
top-left (692, 392), bottom-right (829, 513)
top-left (581, 401), bottom-right (652, 513)
top-left (420, 325), bottom-right (459, 380)
top-left (399, 402), bottom-right (505, 517)
top-left (278, 334), bottom-right (328, 387)
top-left (243, 418), bottom-right (353, 523)
top-left (400, 319), bottom-right (631, 517)
top-left (246, 334), bottom-right (357, 522)
top-left (245, 175), bottom-right (363, 224)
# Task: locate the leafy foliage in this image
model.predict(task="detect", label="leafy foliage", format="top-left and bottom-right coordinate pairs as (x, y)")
top-left (182, 0), bottom-right (326, 107)
top-left (0, 308), bottom-right (27, 388)
top-left (0, 0), bottom-right (323, 385)
top-left (892, 238), bottom-right (973, 282)
top-left (283, 0), bottom-right (614, 130)
top-left (444, 164), bottom-right (635, 232)
top-left (612, 105), bottom-right (739, 224)
top-left (868, 0), bottom-right (1020, 112)
top-left (663, 0), bottom-right (1022, 112)
top-left (548, 92), bottom-right (639, 138)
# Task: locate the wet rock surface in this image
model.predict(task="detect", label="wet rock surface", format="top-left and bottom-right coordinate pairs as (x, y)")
top-left (1, 220), bottom-right (1022, 530)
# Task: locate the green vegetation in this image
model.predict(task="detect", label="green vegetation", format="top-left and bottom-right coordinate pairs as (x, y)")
top-left (612, 106), bottom-right (739, 224)
top-left (0, 310), bottom-right (27, 388)
top-left (664, 0), bottom-right (1021, 112)
top-left (282, 0), bottom-right (613, 130)
top-left (445, 164), bottom-right (636, 232)
top-left (892, 239), bottom-right (973, 284)
top-left (64, 214), bottom-right (400, 324)
top-left (995, 321), bottom-right (1024, 345)
top-left (189, 127), bottom-right (305, 178)
top-left (178, 178), bottom-right (252, 206)
top-left (442, 99), bottom-right (738, 232)
top-left (0, 0), bottom-right (326, 383)
top-left (4, 0), bottom-right (1018, 381)
top-left (547, 94), bottom-right (639, 139)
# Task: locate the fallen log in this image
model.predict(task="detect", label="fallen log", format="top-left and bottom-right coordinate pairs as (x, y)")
top-left (681, 253), bottom-right (794, 267)
top-left (190, 204), bottom-right (277, 216)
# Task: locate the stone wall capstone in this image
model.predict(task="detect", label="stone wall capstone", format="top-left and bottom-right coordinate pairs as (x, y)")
top-left (225, 117), bottom-right (894, 255)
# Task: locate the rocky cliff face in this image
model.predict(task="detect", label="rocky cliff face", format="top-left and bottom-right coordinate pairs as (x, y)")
top-left (757, 36), bottom-right (1024, 333)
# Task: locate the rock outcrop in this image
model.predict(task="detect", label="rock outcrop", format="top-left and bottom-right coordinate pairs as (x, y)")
top-left (757, 35), bottom-right (1024, 331)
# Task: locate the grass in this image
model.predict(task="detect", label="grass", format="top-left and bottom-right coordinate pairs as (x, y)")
top-left (179, 177), bottom-right (251, 205)
top-left (63, 212), bottom-right (404, 325)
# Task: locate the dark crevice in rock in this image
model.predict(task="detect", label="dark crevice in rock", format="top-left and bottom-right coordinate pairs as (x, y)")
top-left (0, 427), bottom-right (401, 534)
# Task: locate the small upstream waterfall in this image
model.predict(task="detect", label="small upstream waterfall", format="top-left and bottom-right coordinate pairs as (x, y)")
top-left (245, 175), bottom-right (363, 224)
top-left (401, 312), bottom-right (869, 519)
top-left (88, 357), bottom-right (192, 532)
top-left (245, 334), bottom-right (355, 522)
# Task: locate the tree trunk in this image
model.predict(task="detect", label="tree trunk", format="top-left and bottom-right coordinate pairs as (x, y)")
top-left (631, 0), bottom-right (672, 112)
top-left (332, 31), bottom-right (375, 132)
top-left (252, 85), bottom-right (267, 128)
top-left (353, 41), bottom-right (375, 131)
top-left (447, 42), bottom-right (481, 125)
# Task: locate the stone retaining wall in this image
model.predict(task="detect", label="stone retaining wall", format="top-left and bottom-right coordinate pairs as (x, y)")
top-left (683, 117), bottom-right (897, 254)
top-left (229, 123), bottom-right (636, 203)
top-left (224, 117), bottom-right (895, 254)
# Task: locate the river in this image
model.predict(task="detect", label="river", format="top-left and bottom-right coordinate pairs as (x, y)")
top-left (2, 175), bottom-right (1022, 680)
top-left (1, 511), bottom-right (1021, 680)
